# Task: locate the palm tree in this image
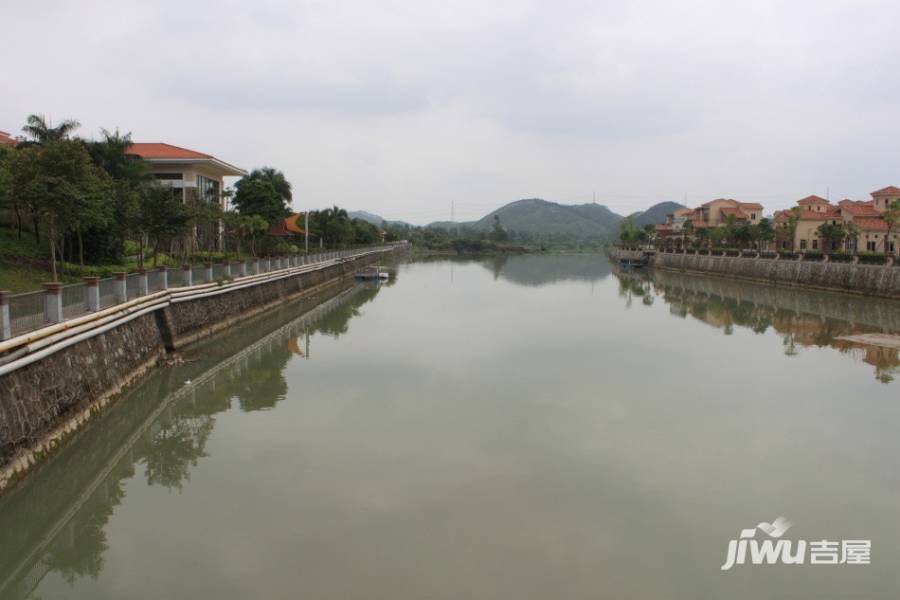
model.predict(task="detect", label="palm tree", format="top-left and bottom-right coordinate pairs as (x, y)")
top-left (22, 114), bottom-right (81, 143)
top-left (249, 167), bottom-right (292, 203)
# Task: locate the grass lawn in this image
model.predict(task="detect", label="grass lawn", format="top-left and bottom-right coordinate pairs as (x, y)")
top-left (0, 226), bottom-right (261, 294)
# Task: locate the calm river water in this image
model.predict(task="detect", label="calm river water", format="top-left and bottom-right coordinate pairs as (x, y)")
top-left (1, 256), bottom-right (899, 599)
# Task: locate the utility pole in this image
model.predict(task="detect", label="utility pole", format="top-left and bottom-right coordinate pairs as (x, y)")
top-left (451, 199), bottom-right (455, 223)
top-left (304, 211), bottom-right (309, 254)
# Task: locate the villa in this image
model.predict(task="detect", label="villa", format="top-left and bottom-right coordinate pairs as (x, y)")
top-left (655, 199), bottom-right (765, 248)
top-left (773, 187), bottom-right (900, 253)
top-left (126, 142), bottom-right (247, 208)
top-left (0, 131), bottom-right (17, 146)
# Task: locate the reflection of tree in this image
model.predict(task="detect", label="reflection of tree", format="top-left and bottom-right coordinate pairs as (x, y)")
top-left (139, 413), bottom-right (215, 491)
top-left (0, 280), bottom-right (392, 598)
top-left (234, 350), bottom-right (290, 412)
top-left (42, 478), bottom-right (127, 582)
top-left (309, 285), bottom-right (380, 337)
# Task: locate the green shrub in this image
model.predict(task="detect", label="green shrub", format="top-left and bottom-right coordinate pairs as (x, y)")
top-left (857, 251), bottom-right (887, 264)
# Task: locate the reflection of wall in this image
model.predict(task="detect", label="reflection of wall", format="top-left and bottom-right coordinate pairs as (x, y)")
top-left (614, 268), bottom-right (900, 382)
top-left (0, 282), bottom-right (383, 600)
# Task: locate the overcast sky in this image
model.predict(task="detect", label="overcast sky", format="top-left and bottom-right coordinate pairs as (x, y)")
top-left (4, 0), bottom-right (900, 223)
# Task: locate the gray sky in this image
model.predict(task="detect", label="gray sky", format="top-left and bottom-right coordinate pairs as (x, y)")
top-left (4, 0), bottom-right (900, 224)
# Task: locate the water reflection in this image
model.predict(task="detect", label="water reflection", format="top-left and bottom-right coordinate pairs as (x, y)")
top-left (416, 254), bottom-right (611, 287)
top-left (0, 281), bottom-right (386, 600)
top-left (614, 267), bottom-right (900, 382)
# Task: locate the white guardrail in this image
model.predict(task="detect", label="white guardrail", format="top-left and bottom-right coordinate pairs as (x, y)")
top-left (0, 244), bottom-right (406, 376)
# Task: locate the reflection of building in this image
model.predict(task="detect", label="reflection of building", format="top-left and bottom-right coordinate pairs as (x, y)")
top-left (126, 143), bottom-right (247, 208)
top-left (614, 267), bottom-right (900, 383)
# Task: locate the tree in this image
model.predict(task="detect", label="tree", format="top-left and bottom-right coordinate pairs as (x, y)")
top-left (12, 141), bottom-right (110, 280)
top-left (843, 221), bottom-right (860, 252)
top-left (490, 214), bottom-right (508, 242)
top-left (816, 222), bottom-right (846, 253)
top-left (617, 217), bottom-right (647, 245)
top-left (708, 226), bottom-right (726, 248)
top-left (232, 177), bottom-right (289, 225)
top-left (0, 145), bottom-right (14, 234)
top-left (21, 114), bottom-right (81, 143)
top-left (776, 209), bottom-right (800, 251)
top-left (140, 185), bottom-right (192, 266)
top-left (883, 200), bottom-right (900, 255)
top-left (248, 167), bottom-right (292, 203)
top-left (753, 218), bottom-right (775, 250)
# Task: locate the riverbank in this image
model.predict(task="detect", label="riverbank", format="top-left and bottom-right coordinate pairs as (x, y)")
top-left (608, 246), bottom-right (900, 299)
top-left (0, 245), bottom-right (407, 493)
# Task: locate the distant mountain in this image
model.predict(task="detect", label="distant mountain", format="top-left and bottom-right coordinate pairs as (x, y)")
top-left (348, 210), bottom-right (387, 225)
top-left (462, 198), bottom-right (623, 239)
top-left (348, 210), bottom-right (411, 227)
top-left (627, 201), bottom-right (686, 228)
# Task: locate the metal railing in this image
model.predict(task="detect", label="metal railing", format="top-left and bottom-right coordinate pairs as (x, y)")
top-left (61, 283), bottom-right (90, 319)
top-left (1, 242), bottom-right (408, 340)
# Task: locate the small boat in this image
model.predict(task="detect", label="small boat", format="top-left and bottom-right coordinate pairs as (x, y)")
top-left (355, 266), bottom-right (389, 281)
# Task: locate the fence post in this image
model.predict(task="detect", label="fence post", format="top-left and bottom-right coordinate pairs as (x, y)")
top-left (0, 291), bottom-right (11, 341)
top-left (158, 265), bottom-right (168, 290)
top-left (84, 276), bottom-right (100, 312)
top-left (137, 268), bottom-right (149, 296)
top-left (223, 259), bottom-right (231, 278)
top-left (112, 272), bottom-right (127, 304)
top-left (266, 257), bottom-right (272, 272)
top-left (205, 262), bottom-right (213, 282)
top-left (239, 261), bottom-right (247, 277)
top-left (43, 282), bottom-right (64, 323)
top-left (182, 264), bottom-right (192, 287)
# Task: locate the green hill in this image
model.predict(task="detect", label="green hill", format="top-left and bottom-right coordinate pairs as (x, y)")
top-left (467, 198), bottom-right (623, 239)
top-left (627, 201), bottom-right (686, 228)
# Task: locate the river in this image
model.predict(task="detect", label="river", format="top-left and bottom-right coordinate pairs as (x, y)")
top-left (1, 255), bottom-right (899, 599)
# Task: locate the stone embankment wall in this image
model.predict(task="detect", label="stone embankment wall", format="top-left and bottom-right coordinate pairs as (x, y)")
top-left (655, 252), bottom-right (900, 299)
top-left (0, 248), bottom-right (402, 486)
top-left (608, 246), bottom-right (900, 299)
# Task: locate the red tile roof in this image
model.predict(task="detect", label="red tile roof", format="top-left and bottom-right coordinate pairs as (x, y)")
top-left (701, 198), bottom-right (738, 207)
top-left (270, 214), bottom-right (306, 237)
top-left (738, 202), bottom-right (763, 210)
top-left (871, 186), bottom-right (900, 196)
top-left (855, 218), bottom-right (889, 231)
top-left (797, 195), bottom-right (830, 205)
top-left (838, 199), bottom-right (880, 217)
top-left (126, 143), bottom-right (212, 160)
top-left (0, 131), bottom-right (16, 146)
top-left (720, 207), bottom-right (748, 218)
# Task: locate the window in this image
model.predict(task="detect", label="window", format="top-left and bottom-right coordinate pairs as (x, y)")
top-left (867, 241), bottom-right (877, 251)
top-left (154, 173), bottom-right (183, 180)
top-left (751, 213), bottom-right (756, 220)
top-left (812, 239), bottom-right (818, 250)
top-left (800, 239), bottom-right (807, 250)
top-left (196, 175), bottom-right (221, 203)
